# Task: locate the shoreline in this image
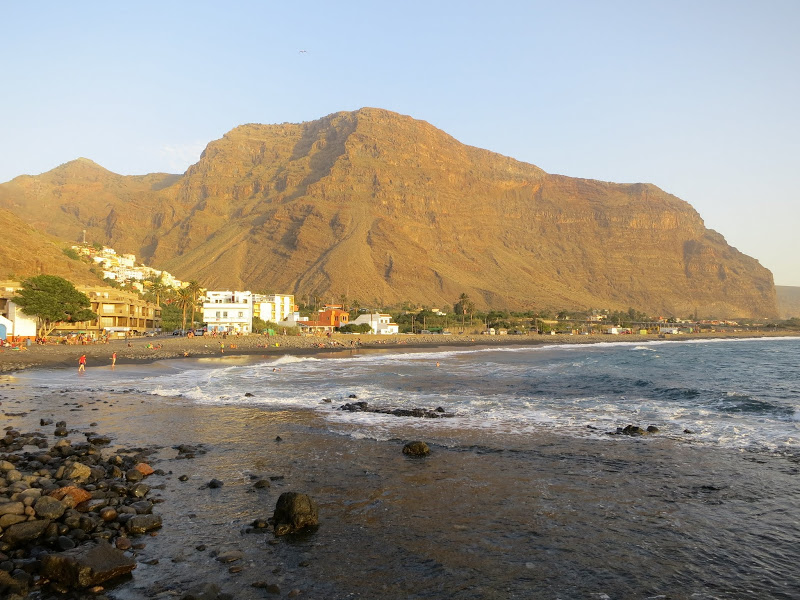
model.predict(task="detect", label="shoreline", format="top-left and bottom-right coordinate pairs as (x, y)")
top-left (2, 379), bottom-right (799, 598)
top-left (1, 329), bottom-right (797, 374)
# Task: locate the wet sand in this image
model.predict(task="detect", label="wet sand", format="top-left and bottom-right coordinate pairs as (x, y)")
top-left (1, 329), bottom-right (794, 373)
top-left (2, 380), bottom-right (799, 599)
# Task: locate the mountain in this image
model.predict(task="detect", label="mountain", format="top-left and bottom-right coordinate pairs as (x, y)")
top-left (0, 108), bottom-right (778, 318)
top-left (0, 207), bottom-right (104, 284)
top-left (776, 286), bottom-right (800, 319)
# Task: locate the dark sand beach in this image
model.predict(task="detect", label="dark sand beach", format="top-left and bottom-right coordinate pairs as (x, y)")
top-left (1, 331), bottom-right (799, 599)
top-left (1, 330), bottom-right (793, 374)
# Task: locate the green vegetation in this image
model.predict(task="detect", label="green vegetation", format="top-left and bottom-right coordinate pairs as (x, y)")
top-left (11, 275), bottom-right (97, 337)
top-left (339, 323), bottom-right (373, 334)
top-left (62, 247), bottom-right (81, 260)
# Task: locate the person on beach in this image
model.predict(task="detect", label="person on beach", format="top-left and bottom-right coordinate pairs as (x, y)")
top-left (78, 354), bottom-right (87, 372)
top-left (111, 351), bottom-right (117, 368)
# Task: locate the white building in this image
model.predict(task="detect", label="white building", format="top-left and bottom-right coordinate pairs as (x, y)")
top-left (351, 313), bottom-right (399, 335)
top-left (202, 290), bottom-right (253, 333)
top-left (0, 295), bottom-right (38, 340)
top-left (253, 293), bottom-right (295, 324)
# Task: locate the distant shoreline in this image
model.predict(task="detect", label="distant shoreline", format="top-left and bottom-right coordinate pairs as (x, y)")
top-left (2, 329), bottom-right (797, 374)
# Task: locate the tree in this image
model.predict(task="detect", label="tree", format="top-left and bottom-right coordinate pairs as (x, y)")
top-left (174, 287), bottom-right (194, 332)
top-left (453, 293), bottom-right (475, 329)
top-left (185, 280), bottom-right (202, 330)
top-left (11, 275), bottom-right (97, 337)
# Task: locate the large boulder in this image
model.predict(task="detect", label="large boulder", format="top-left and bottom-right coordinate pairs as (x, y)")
top-left (402, 441), bottom-right (430, 457)
top-left (1, 519), bottom-right (51, 547)
top-left (272, 492), bottom-right (318, 536)
top-left (39, 540), bottom-right (136, 588)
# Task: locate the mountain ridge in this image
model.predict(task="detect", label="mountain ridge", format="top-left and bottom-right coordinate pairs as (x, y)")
top-left (0, 107), bottom-right (778, 318)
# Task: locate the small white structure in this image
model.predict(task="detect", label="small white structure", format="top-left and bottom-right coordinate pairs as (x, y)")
top-left (202, 290), bottom-right (253, 333)
top-left (351, 313), bottom-right (399, 335)
top-left (3, 301), bottom-right (38, 339)
top-left (659, 327), bottom-right (681, 335)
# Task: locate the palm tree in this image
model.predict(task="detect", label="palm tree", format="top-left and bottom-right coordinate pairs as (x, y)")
top-left (175, 287), bottom-right (194, 332)
top-left (186, 280), bottom-right (202, 330)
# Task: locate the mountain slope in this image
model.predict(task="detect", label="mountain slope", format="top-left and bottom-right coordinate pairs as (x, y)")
top-left (0, 108), bottom-right (778, 317)
top-left (0, 207), bottom-right (105, 284)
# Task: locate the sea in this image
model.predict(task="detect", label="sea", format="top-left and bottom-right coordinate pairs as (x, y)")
top-left (8, 336), bottom-right (800, 599)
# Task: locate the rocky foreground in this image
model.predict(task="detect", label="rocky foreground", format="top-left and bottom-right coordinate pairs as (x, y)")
top-left (0, 417), bottom-right (320, 599)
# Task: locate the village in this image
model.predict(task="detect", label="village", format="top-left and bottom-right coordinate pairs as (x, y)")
top-left (0, 243), bottom-right (747, 345)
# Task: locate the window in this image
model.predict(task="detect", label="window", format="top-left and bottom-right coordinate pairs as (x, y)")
top-left (223, 311), bottom-right (228, 318)
top-left (238, 311), bottom-right (244, 318)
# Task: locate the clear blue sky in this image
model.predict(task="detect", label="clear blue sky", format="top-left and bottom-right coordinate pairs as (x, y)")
top-left (2, 1), bottom-right (798, 285)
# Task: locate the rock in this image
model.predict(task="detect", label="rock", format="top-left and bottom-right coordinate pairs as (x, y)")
top-left (57, 535), bottom-right (77, 550)
top-left (50, 486), bottom-right (92, 507)
top-left (402, 441), bottom-right (430, 457)
top-left (39, 540), bottom-right (136, 588)
top-left (128, 483), bottom-right (150, 498)
top-left (0, 569), bottom-right (28, 595)
top-left (125, 469), bottom-right (143, 483)
top-left (63, 463), bottom-right (92, 483)
top-left (54, 427), bottom-right (69, 437)
top-left (126, 514), bottom-right (162, 534)
top-left (1, 519), bottom-right (51, 546)
top-left (33, 496), bottom-right (66, 520)
top-left (133, 462), bottom-right (155, 477)
top-left (178, 474), bottom-right (189, 482)
top-left (216, 550), bottom-right (244, 563)
top-left (99, 507), bottom-right (118, 522)
top-left (646, 425), bottom-right (660, 433)
top-left (207, 479), bottom-right (223, 489)
top-left (0, 501), bottom-right (25, 516)
top-left (621, 425), bottom-right (646, 436)
top-left (272, 492), bottom-right (319, 536)
top-left (253, 479), bottom-right (271, 489)
top-left (0, 513), bottom-right (28, 528)
top-left (114, 537), bottom-right (132, 551)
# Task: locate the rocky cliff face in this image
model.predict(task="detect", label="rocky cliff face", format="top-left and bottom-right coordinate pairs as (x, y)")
top-left (0, 108), bottom-right (778, 318)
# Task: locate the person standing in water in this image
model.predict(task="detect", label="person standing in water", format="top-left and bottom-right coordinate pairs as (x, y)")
top-left (111, 351), bottom-right (117, 368)
top-left (78, 354), bottom-right (87, 373)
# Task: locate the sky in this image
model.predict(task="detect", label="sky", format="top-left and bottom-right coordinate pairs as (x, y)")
top-left (1, 1), bottom-right (798, 285)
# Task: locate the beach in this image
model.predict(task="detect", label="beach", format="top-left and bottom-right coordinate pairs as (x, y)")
top-left (2, 334), bottom-right (800, 599)
top-left (1, 329), bottom-right (794, 374)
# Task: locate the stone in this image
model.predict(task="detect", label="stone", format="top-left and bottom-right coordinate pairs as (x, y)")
top-left (50, 486), bottom-right (92, 507)
top-left (272, 492), bottom-right (319, 536)
top-left (0, 502), bottom-right (25, 516)
top-left (646, 425), bottom-right (660, 433)
top-left (124, 469), bottom-right (143, 483)
top-left (0, 513), bottom-right (28, 528)
top-left (253, 479), bottom-right (271, 489)
top-left (128, 483), bottom-right (150, 498)
top-left (62, 463), bottom-right (92, 483)
top-left (402, 441), bottom-right (430, 457)
top-left (33, 496), bottom-right (66, 520)
top-left (126, 514), bottom-right (162, 534)
top-left (133, 462), bottom-right (154, 477)
top-left (207, 479), bottom-right (223, 489)
top-left (216, 550), bottom-right (244, 563)
top-left (39, 540), bottom-right (136, 588)
top-left (1, 519), bottom-right (51, 546)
